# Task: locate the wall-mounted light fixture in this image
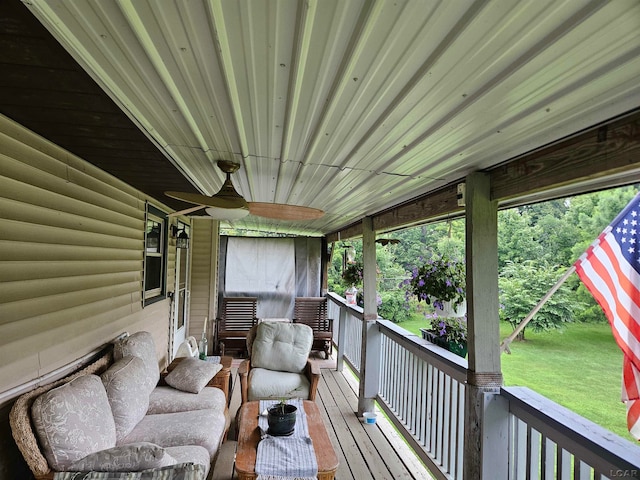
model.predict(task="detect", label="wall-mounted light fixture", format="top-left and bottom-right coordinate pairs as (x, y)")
top-left (170, 224), bottom-right (190, 249)
top-left (176, 229), bottom-right (189, 249)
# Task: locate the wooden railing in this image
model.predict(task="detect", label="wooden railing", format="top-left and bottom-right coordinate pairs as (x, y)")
top-left (326, 293), bottom-right (640, 480)
top-left (503, 387), bottom-right (640, 479)
top-left (378, 320), bottom-right (467, 480)
top-left (327, 293), bottom-right (363, 375)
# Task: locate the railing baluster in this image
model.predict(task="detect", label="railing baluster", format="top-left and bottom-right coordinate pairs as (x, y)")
top-left (326, 294), bottom-right (640, 480)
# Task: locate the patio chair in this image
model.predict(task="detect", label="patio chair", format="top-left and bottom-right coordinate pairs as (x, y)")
top-left (292, 296), bottom-right (333, 359)
top-left (237, 321), bottom-right (320, 404)
top-left (215, 297), bottom-right (258, 356)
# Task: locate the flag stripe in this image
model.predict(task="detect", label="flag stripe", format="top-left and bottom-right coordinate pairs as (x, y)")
top-left (574, 191), bottom-right (640, 440)
top-left (576, 240), bottom-right (640, 367)
top-left (624, 356), bottom-right (640, 402)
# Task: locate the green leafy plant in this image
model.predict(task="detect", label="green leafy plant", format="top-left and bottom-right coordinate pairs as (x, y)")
top-left (271, 398), bottom-right (289, 414)
top-left (499, 260), bottom-right (578, 339)
top-left (402, 255), bottom-right (465, 310)
top-left (342, 261), bottom-right (363, 287)
top-left (377, 290), bottom-right (411, 323)
top-left (423, 314), bottom-right (467, 346)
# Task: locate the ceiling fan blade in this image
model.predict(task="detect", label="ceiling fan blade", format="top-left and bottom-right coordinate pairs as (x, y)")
top-left (248, 202), bottom-right (324, 220)
top-left (166, 162), bottom-right (322, 221)
top-left (165, 190), bottom-right (247, 209)
top-left (168, 205), bottom-right (206, 217)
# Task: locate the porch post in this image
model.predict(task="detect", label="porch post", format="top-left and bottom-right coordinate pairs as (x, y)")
top-left (463, 172), bottom-right (508, 479)
top-left (358, 216), bottom-right (381, 415)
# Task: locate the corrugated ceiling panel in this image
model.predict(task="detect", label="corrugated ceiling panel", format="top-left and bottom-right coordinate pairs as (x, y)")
top-left (24, 0), bottom-right (640, 235)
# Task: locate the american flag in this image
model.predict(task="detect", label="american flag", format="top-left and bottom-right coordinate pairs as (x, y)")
top-left (574, 192), bottom-right (640, 439)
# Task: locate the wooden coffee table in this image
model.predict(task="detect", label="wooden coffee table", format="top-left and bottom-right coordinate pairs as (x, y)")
top-left (235, 400), bottom-right (339, 480)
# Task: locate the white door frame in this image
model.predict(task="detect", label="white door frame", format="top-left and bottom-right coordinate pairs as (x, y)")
top-left (172, 223), bottom-right (191, 358)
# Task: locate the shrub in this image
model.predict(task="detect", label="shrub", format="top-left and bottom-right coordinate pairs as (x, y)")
top-left (377, 290), bottom-right (411, 323)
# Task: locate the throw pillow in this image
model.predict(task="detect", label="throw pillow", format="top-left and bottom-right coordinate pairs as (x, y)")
top-left (68, 442), bottom-right (176, 472)
top-left (164, 358), bottom-right (221, 394)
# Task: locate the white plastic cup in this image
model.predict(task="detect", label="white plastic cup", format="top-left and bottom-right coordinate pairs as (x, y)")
top-left (363, 412), bottom-right (377, 424)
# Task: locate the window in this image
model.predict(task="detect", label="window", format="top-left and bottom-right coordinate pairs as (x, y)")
top-left (144, 205), bottom-right (167, 303)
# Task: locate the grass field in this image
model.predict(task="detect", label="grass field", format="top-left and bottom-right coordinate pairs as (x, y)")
top-left (398, 316), bottom-right (631, 440)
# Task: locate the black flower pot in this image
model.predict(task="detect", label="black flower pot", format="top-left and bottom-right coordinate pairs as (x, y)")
top-left (267, 403), bottom-right (297, 436)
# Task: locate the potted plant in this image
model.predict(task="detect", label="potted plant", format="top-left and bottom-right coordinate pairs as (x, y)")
top-left (342, 261), bottom-right (363, 287)
top-left (342, 261), bottom-right (363, 305)
top-left (420, 315), bottom-right (468, 358)
top-left (267, 399), bottom-right (297, 436)
top-left (402, 254), bottom-right (466, 315)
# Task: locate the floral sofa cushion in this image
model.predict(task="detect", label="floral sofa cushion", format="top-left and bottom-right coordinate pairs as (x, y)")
top-left (68, 442), bottom-right (176, 471)
top-left (164, 445), bottom-right (210, 476)
top-left (121, 409), bottom-right (227, 457)
top-left (101, 356), bottom-right (151, 441)
top-left (148, 386), bottom-right (226, 415)
top-left (164, 358), bottom-right (222, 394)
top-left (251, 322), bottom-right (313, 373)
top-left (31, 374), bottom-right (116, 470)
top-left (113, 331), bottom-right (159, 395)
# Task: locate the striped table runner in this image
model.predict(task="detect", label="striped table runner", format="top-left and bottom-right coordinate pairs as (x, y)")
top-left (256, 399), bottom-right (318, 480)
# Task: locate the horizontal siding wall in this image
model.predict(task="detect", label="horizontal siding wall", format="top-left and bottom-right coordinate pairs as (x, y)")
top-left (190, 218), bottom-right (219, 345)
top-left (0, 113), bottom-right (175, 393)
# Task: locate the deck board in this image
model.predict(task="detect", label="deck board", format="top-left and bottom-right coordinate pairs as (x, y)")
top-left (211, 361), bottom-right (432, 480)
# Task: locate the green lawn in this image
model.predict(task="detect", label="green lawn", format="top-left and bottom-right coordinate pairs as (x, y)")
top-left (398, 317), bottom-right (631, 440)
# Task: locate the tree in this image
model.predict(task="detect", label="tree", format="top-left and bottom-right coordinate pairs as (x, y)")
top-left (527, 199), bottom-right (574, 266)
top-left (499, 261), bottom-right (580, 339)
top-left (498, 209), bottom-right (543, 269)
top-left (564, 186), bottom-right (639, 323)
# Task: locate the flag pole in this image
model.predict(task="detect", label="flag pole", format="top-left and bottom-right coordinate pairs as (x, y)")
top-left (500, 265), bottom-right (576, 354)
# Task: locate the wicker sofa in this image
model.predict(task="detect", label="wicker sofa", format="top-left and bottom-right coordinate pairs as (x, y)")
top-left (10, 332), bottom-right (230, 480)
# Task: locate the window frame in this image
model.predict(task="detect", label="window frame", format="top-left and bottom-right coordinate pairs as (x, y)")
top-left (143, 204), bottom-right (168, 305)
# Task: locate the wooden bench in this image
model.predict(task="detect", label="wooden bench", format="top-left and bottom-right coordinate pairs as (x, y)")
top-left (216, 297), bottom-right (258, 356)
top-left (293, 297), bottom-right (333, 359)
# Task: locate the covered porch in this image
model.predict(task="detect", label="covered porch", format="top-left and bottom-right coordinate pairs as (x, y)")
top-left (213, 294), bottom-right (640, 479)
top-left (215, 355), bottom-right (431, 480)
top-left (2, 0), bottom-right (640, 478)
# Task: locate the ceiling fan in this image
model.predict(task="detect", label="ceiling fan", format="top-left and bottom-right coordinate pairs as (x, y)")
top-left (165, 160), bottom-right (324, 221)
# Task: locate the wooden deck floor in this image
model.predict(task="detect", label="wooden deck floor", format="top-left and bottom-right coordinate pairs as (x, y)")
top-left (211, 358), bottom-right (432, 480)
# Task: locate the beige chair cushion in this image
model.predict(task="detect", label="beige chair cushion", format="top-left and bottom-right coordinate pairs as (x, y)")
top-left (247, 367), bottom-right (310, 401)
top-left (31, 374), bottom-right (116, 470)
top-left (251, 322), bottom-right (313, 373)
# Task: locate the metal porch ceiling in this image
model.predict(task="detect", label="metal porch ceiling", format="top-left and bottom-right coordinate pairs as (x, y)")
top-left (13, 0), bottom-right (640, 235)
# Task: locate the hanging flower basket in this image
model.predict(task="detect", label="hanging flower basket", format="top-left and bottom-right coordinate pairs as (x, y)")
top-left (342, 261), bottom-right (363, 287)
top-left (434, 299), bottom-right (467, 318)
top-left (401, 255), bottom-right (466, 310)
